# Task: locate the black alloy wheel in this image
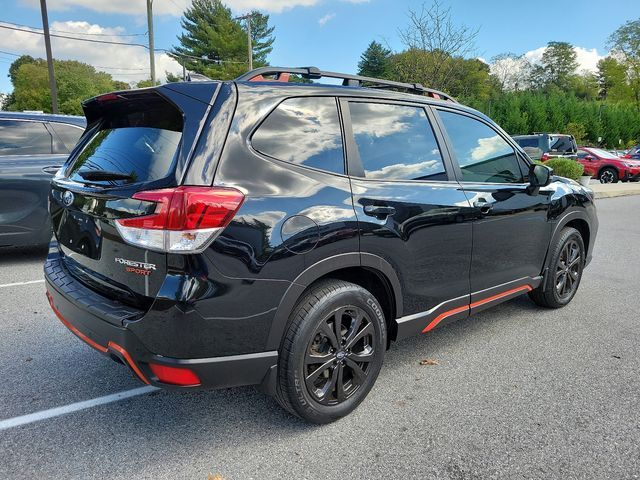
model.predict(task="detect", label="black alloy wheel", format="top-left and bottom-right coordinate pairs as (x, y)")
top-left (554, 238), bottom-right (583, 301)
top-left (276, 280), bottom-right (386, 424)
top-left (304, 306), bottom-right (375, 405)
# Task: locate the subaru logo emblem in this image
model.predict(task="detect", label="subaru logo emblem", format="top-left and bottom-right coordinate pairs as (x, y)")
top-left (62, 190), bottom-right (74, 207)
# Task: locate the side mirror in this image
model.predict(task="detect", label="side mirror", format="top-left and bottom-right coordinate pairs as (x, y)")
top-left (585, 155), bottom-right (595, 161)
top-left (529, 164), bottom-right (553, 188)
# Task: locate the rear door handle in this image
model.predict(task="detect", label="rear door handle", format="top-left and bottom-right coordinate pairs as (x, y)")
top-left (42, 165), bottom-right (62, 175)
top-left (363, 205), bottom-right (396, 219)
top-left (473, 199), bottom-right (493, 214)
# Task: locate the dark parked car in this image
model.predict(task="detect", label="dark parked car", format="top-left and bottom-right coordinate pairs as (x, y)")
top-left (45, 68), bottom-right (598, 423)
top-left (0, 112), bottom-right (85, 248)
top-left (512, 133), bottom-right (578, 160)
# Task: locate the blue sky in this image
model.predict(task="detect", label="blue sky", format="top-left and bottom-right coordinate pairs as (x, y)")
top-left (0, 0), bottom-right (637, 94)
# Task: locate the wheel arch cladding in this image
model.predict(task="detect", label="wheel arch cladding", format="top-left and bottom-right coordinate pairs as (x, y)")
top-left (542, 213), bottom-right (591, 291)
top-left (265, 253), bottom-right (403, 350)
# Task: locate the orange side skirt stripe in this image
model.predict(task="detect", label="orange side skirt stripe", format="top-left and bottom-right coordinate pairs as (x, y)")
top-left (422, 285), bottom-right (533, 334)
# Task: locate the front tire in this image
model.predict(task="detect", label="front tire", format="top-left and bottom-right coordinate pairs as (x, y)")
top-left (599, 167), bottom-right (619, 184)
top-left (529, 227), bottom-right (585, 308)
top-left (275, 280), bottom-right (386, 424)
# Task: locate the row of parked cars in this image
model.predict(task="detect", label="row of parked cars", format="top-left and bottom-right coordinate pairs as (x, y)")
top-left (512, 133), bottom-right (640, 184)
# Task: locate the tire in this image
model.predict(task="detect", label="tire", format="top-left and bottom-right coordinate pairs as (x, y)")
top-left (599, 167), bottom-right (619, 184)
top-left (275, 279), bottom-right (386, 424)
top-left (529, 227), bottom-right (585, 308)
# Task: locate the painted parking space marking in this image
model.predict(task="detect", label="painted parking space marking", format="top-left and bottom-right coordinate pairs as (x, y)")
top-left (0, 279), bottom-right (45, 288)
top-left (0, 386), bottom-right (158, 431)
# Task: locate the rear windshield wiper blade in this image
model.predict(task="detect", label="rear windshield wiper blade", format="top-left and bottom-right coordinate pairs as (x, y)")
top-left (78, 170), bottom-right (134, 181)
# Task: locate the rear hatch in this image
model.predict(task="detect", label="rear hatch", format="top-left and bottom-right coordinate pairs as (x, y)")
top-left (50, 85), bottom-right (218, 310)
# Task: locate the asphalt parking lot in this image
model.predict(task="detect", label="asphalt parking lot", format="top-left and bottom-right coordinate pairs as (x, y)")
top-left (1, 195), bottom-right (639, 480)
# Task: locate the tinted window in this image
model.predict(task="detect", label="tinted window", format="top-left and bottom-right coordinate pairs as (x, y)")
top-left (66, 98), bottom-right (182, 185)
top-left (49, 122), bottom-right (83, 152)
top-left (252, 97), bottom-right (344, 174)
top-left (349, 102), bottom-right (446, 181)
top-left (549, 135), bottom-right (576, 153)
top-left (577, 149), bottom-right (588, 159)
top-left (67, 127), bottom-right (181, 185)
top-left (438, 110), bottom-right (524, 183)
top-left (0, 120), bottom-right (52, 155)
top-left (514, 137), bottom-right (538, 148)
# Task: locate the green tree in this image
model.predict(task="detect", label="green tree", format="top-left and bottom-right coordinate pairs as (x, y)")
top-left (565, 122), bottom-right (587, 144)
top-left (597, 57), bottom-right (632, 102)
top-left (608, 18), bottom-right (640, 107)
top-left (357, 40), bottom-right (391, 78)
top-left (165, 71), bottom-right (183, 83)
top-left (172, 0), bottom-right (275, 80)
top-left (531, 41), bottom-right (578, 90)
top-left (6, 57), bottom-right (124, 114)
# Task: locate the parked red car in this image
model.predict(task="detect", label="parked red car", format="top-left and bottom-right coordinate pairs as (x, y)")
top-left (577, 147), bottom-right (640, 183)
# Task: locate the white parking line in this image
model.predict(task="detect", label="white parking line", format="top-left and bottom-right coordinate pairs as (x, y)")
top-left (0, 386), bottom-right (159, 431)
top-left (0, 279), bottom-right (45, 288)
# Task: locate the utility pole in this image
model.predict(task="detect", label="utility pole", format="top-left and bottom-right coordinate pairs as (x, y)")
top-left (39, 0), bottom-right (58, 113)
top-left (146, 0), bottom-right (156, 85)
top-left (246, 14), bottom-right (252, 71)
top-left (235, 13), bottom-right (253, 71)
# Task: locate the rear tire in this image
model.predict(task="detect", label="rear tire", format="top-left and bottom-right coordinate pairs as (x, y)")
top-left (275, 280), bottom-right (386, 424)
top-left (529, 227), bottom-right (585, 308)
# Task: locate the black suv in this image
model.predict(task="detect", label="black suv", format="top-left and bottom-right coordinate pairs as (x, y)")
top-left (45, 67), bottom-right (598, 423)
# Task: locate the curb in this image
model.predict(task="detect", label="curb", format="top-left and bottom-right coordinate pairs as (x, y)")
top-left (593, 188), bottom-right (640, 199)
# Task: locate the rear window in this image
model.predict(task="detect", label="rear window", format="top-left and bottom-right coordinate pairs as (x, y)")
top-left (251, 96), bottom-right (344, 174)
top-left (514, 137), bottom-right (538, 148)
top-left (549, 135), bottom-right (576, 153)
top-left (66, 98), bottom-right (182, 185)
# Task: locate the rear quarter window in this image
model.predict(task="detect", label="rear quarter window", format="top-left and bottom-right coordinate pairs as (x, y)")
top-left (49, 122), bottom-right (84, 153)
top-left (251, 96), bottom-right (345, 175)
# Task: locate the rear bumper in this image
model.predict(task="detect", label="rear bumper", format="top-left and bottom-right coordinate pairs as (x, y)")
top-left (44, 252), bottom-right (278, 390)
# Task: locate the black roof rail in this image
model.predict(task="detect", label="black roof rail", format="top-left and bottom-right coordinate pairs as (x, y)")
top-left (235, 66), bottom-right (458, 103)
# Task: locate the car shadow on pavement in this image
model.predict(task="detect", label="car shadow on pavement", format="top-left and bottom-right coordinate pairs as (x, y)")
top-left (0, 245), bottom-right (48, 266)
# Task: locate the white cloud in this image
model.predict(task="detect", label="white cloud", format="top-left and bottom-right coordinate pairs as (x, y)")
top-left (21, 0), bottom-right (324, 15)
top-left (470, 135), bottom-right (511, 162)
top-left (19, 0), bottom-right (189, 16)
top-left (225, 0), bottom-right (319, 12)
top-left (340, 0), bottom-right (370, 3)
top-left (524, 45), bottom-right (604, 73)
top-left (0, 20), bottom-right (182, 84)
top-left (318, 13), bottom-right (336, 26)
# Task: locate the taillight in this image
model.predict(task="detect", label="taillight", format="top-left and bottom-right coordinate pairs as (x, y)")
top-left (115, 186), bottom-right (245, 253)
top-left (541, 153), bottom-right (550, 162)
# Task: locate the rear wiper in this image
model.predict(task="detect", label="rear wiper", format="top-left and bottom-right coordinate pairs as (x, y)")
top-left (78, 170), bottom-right (134, 181)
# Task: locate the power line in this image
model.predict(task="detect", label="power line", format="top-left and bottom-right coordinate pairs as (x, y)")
top-left (0, 23), bottom-right (149, 48)
top-left (3, 20), bottom-right (147, 37)
top-left (0, 49), bottom-right (20, 57)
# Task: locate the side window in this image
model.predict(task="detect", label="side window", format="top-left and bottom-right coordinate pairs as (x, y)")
top-left (577, 150), bottom-right (588, 159)
top-left (438, 110), bottom-right (524, 184)
top-left (348, 102), bottom-right (447, 181)
top-left (49, 123), bottom-right (83, 153)
top-left (0, 120), bottom-right (52, 155)
top-left (252, 97), bottom-right (344, 174)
